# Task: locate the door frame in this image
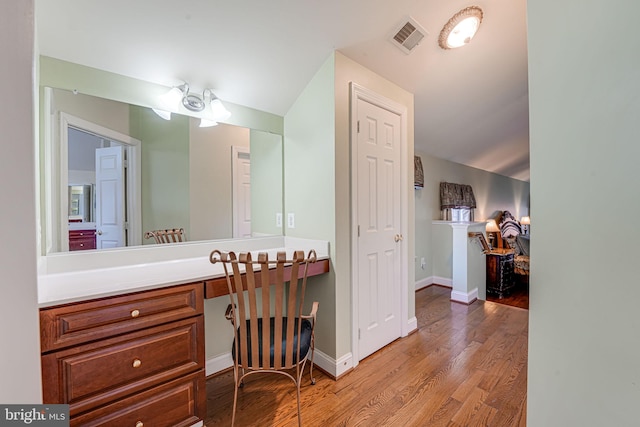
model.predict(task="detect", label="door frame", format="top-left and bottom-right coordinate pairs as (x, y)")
top-left (58, 113), bottom-right (142, 251)
top-left (231, 145), bottom-right (251, 238)
top-left (43, 86), bottom-right (141, 253)
top-left (350, 82), bottom-right (409, 366)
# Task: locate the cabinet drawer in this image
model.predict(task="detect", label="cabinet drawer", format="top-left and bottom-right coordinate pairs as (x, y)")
top-left (42, 316), bottom-right (204, 415)
top-left (70, 370), bottom-right (205, 427)
top-left (41, 283), bottom-right (203, 352)
top-left (69, 238), bottom-right (96, 251)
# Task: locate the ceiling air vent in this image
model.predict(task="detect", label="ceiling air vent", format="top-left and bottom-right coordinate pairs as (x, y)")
top-left (390, 17), bottom-right (428, 54)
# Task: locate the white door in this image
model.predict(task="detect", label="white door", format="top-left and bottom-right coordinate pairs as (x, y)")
top-left (232, 146), bottom-right (252, 238)
top-left (95, 146), bottom-right (126, 249)
top-left (356, 98), bottom-right (403, 360)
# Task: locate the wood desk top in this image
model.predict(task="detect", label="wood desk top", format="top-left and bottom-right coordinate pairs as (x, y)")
top-left (204, 258), bottom-right (330, 299)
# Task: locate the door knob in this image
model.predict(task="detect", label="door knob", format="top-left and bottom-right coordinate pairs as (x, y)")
top-left (394, 234), bottom-right (403, 242)
top-left (97, 230), bottom-right (103, 235)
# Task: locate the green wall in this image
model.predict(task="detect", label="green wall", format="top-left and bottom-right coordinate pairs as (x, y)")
top-left (284, 53), bottom-right (337, 357)
top-left (414, 152), bottom-right (530, 283)
top-left (284, 51), bottom-right (415, 363)
top-left (250, 129), bottom-right (284, 236)
top-left (129, 105), bottom-right (190, 238)
top-left (527, 0), bottom-right (640, 425)
top-left (39, 56), bottom-right (284, 135)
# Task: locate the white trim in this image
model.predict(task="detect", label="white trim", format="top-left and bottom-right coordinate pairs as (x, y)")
top-left (206, 352), bottom-right (233, 377)
top-left (450, 288), bottom-right (479, 304)
top-left (314, 350), bottom-right (354, 379)
top-left (434, 276), bottom-right (453, 287)
top-left (231, 146), bottom-right (251, 238)
top-left (205, 349), bottom-right (353, 380)
top-left (407, 316), bottom-right (418, 334)
top-left (415, 277), bottom-right (431, 291)
top-left (44, 108), bottom-right (142, 254)
top-left (350, 82), bottom-right (409, 367)
top-left (415, 276), bottom-right (453, 291)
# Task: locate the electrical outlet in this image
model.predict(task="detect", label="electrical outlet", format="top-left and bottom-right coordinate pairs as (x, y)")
top-left (276, 213), bottom-right (282, 228)
top-left (287, 213), bottom-right (295, 228)
top-left (420, 257), bottom-right (426, 269)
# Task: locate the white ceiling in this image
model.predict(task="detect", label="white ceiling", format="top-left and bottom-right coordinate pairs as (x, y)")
top-left (36, 0), bottom-right (529, 181)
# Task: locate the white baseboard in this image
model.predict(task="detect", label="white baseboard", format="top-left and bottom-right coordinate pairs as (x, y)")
top-left (314, 350), bottom-right (353, 378)
top-left (205, 349), bottom-right (353, 380)
top-left (406, 316), bottom-right (418, 334)
top-left (450, 287), bottom-right (478, 304)
top-left (433, 276), bottom-right (452, 287)
top-left (415, 276), bottom-right (452, 291)
top-left (206, 352), bottom-right (233, 377)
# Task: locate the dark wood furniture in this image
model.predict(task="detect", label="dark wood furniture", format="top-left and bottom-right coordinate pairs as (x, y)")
top-left (38, 254), bottom-right (330, 425)
top-left (486, 249), bottom-right (515, 298)
top-left (40, 283), bottom-right (206, 426)
top-left (69, 229), bottom-right (96, 251)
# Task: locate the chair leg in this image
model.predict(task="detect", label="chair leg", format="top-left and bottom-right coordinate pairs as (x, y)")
top-left (295, 378), bottom-right (303, 427)
top-left (231, 369), bottom-right (240, 427)
top-left (309, 338), bottom-right (316, 385)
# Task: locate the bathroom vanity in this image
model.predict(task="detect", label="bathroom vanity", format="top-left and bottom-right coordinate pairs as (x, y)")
top-left (38, 236), bottom-right (329, 427)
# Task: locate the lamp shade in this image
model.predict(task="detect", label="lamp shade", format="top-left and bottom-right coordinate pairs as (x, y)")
top-left (520, 216), bottom-right (530, 225)
top-left (152, 109), bottom-right (171, 120)
top-left (486, 219), bottom-right (499, 233)
top-left (210, 98), bottom-right (232, 122)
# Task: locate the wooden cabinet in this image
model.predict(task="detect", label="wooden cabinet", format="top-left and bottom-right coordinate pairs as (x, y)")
top-left (40, 283), bottom-right (206, 426)
top-left (69, 229), bottom-right (96, 251)
top-left (486, 251), bottom-right (515, 298)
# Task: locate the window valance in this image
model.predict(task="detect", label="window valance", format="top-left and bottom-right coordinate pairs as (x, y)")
top-left (414, 156), bottom-right (424, 189)
top-left (439, 182), bottom-right (476, 209)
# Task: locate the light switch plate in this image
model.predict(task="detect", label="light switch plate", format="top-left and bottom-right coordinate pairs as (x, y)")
top-left (276, 213), bottom-right (282, 228)
top-left (287, 213), bottom-right (295, 228)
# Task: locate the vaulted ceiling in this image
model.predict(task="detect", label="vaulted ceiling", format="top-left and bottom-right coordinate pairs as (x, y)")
top-left (36, 0), bottom-right (529, 181)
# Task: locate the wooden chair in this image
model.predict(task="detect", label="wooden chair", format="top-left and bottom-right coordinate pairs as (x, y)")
top-left (209, 249), bottom-right (318, 427)
top-left (143, 228), bottom-right (186, 244)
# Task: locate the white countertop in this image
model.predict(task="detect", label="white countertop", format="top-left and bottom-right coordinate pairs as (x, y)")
top-left (37, 236), bottom-right (329, 307)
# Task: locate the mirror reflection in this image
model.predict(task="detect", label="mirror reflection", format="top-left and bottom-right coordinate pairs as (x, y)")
top-left (45, 87), bottom-right (284, 253)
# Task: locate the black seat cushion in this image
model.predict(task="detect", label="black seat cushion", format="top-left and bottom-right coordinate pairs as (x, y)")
top-left (232, 317), bottom-right (312, 368)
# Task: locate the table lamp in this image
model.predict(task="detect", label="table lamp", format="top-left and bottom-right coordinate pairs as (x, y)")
top-left (520, 216), bottom-right (530, 235)
top-left (486, 219), bottom-right (500, 248)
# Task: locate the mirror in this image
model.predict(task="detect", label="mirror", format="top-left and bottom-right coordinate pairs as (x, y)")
top-left (43, 87), bottom-right (284, 253)
top-left (68, 184), bottom-right (93, 222)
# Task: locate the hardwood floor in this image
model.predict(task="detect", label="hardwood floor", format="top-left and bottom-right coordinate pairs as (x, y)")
top-left (487, 280), bottom-right (529, 310)
top-left (205, 285), bottom-right (528, 426)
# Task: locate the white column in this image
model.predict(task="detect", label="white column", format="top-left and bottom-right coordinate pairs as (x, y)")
top-left (443, 222), bottom-right (486, 304)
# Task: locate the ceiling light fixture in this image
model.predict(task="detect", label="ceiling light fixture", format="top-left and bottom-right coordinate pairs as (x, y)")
top-left (153, 82), bottom-right (231, 126)
top-left (438, 6), bottom-right (483, 50)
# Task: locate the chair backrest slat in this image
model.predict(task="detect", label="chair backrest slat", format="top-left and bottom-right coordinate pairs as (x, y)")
top-left (231, 253), bottom-right (250, 370)
top-left (144, 228), bottom-right (185, 244)
top-left (259, 253), bottom-right (271, 367)
top-left (210, 249), bottom-right (316, 371)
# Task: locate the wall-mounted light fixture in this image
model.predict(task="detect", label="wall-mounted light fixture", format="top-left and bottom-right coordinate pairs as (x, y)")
top-left (152, 82), bottom-right (231, 127)
top-left (438, 6), bottom-right (483, 50)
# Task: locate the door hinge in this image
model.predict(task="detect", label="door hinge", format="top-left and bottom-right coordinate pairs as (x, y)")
top-left (358, 328), bottom-right (361, 340)
top-left (357, 120), bottom-right (360, 133)
top-left (124, 222), bottom-right (129, 230)
top-left (358, 225), bottom-right (360, 237)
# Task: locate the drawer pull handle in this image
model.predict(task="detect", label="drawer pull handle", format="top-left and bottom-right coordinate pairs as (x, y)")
top-left (135, 422), bottom-right (144, 427)
top-left (132, 359), bottom-right (142, 368)
top-left (130, 309), bottom-right (140, 318)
